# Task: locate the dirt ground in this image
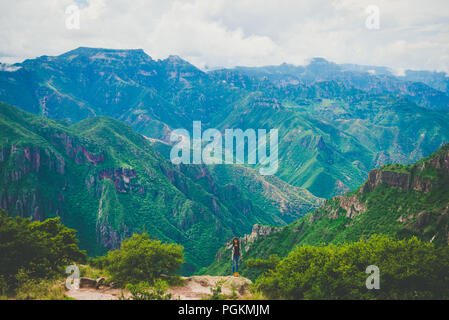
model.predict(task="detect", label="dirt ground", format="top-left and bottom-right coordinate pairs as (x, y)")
top-left (65, 275), bottom-right (252, 300)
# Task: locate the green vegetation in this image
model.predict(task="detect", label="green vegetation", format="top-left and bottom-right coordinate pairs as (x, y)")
top-left (246, 255), bottom-right (280, 273)
top-left (14, 270), bottom-right (67, 300)
top-left (205, 144), bottom-right (449, 282)
top-left (0, 102), bottom-right (316, 273)
top-left (2, 48), bottom-right (449, 200)
top-left (203, 280), bottom-right (238, 300)
top-left (1, 48), bottom-right (449, 300)
top-left (252, 236), bottom-right (449, 300)
top-left (0, 210), bottom-right (184, 299)
top-left (0, 209), bottom-right (85, 298)
top-left (125, 280), bottom-right (172, 300)
top-left (0, 210), bottom-right (85, 291)
top-left (0, 213), bottom-right (186, 299)
top-left (100, 233), bottom-right (184, 286)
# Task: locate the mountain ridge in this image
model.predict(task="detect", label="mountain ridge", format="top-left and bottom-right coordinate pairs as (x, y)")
top-left (1, 47), bottom-right (449, 198)
top-left (0, 102), bottom-right (319, 273)
top-left (204, 143), bottom-right (449, 279)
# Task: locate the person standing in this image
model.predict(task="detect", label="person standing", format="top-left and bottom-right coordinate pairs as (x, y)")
top-left (227, 238), bottom-right (242, 276)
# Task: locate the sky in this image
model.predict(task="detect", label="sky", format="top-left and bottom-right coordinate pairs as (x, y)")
top-left (0, 0), bottom-right (448, 72)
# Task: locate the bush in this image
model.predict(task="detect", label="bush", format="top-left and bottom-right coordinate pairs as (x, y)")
top-left (125, 280), bottom-right (172, 300)
top-left (15, 269), bottom-right (65, 300)
top-left (254, 235), bottom-right (449, 300)
top-left (0, 209), bottom-right (86, 289)
top-left (207, 280), bottom-right (227, 300)
top-left (87, 255), bottom-right (109, 270)
top-left (104, 233), bottom-right (184, 286)
top-left (246, 255), bottom-right (280, 273)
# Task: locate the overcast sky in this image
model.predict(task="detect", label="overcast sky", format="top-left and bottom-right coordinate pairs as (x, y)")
top-left (0, 0), bottom-right (448, 73)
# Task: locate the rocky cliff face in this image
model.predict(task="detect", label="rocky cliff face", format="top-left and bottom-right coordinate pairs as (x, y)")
top-left (0, 144), bottom-right (67, 220)
top-left (361, 144), bottom-right (449, 194)
top-left (96, 168), bottom-right (143, 194)
top-left (312, 144), bottom-right (449, 245)
top-left (52, 132), bottom-right (104, 165)
top-left (324, 145), bottom-right (449, 221)
top-left (360, 169), bottom-right (434, 193)
top-left (240, 224), bottom-right (281, 254)
top-left (324, 194), bottom-right (367, 219)
top-left (214, 224), bottom-right (280, 262)
top-left (242, 224), bottom-right (280, 246)
top-left (427, 147), bottom-right (449, 175)
top-left (2, 103), bottom-right (322, 271)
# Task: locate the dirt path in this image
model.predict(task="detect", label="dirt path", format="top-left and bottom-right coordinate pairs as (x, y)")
top-left (169, 275), bottom-right (252, 300)
top-left (65, 275), bottom-right (252, 300)
top-left (66, 287), bottom-right (128, 300)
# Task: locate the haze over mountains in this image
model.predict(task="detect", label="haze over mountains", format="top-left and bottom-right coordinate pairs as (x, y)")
top-left (1, 47), bottom-right (449, 271)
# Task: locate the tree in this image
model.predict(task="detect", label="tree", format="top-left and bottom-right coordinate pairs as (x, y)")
top-left (253, 235), bottom-right (449, 300)
top-left (0, 209), bottom-right (86, 289)
top-left (104, 233), bottom-right (184, 286)
top-left (246, 255), bottom-right (280, 272)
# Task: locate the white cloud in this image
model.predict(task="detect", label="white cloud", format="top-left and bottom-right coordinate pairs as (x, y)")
top-left (0, 63), bottom-right (22, 72)
top-left (0, 0), bottom-right (448, 72)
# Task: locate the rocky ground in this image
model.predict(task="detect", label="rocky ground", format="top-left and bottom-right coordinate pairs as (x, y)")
top-left (168, 275), bottom-right (252, 300)
top-left (65, 275), bottom-right (252, 300)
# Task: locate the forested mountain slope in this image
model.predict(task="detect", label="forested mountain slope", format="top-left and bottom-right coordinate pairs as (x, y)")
top-left (205, 143), bottom-right (449, 278)
top-left (0, 102), bottom-right (317, 273)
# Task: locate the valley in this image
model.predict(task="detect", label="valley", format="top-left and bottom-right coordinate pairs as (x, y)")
top-left (1, 47), bottom-right (449, 274)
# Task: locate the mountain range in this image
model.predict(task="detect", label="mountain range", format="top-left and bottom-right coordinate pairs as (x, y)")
top-left (1, 47), bottom-right (448, 199)
top-left (1, 47), bottom-right (449, 271)
top-left (0, 102), bottom-right (316, 273)
top-left (205, 143), bottom-right (449, 279)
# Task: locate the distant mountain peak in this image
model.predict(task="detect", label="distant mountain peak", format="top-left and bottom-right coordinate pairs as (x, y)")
top-left (59, 47), bottom-right (152, 60)
top-left (164, 55), bottom-right (193, 66)
top-left (162, 55), bottom-right (202, 73)
top-left (308, 57), bottom-right (332, 65)
top-left (167, 54), bottom-right (183, 61)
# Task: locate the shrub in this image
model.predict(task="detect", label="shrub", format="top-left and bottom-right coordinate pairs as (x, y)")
top-left (15, 269), bottom-right (65, 300)
top-left (254, 235), bottom-right (449, 300)
top-left (125, 279), bottom-right (172, 300)
top-left (104, 233), bottom-right (184, 286)
top-left (246, 255), bottom-right (280, 273)
top-left (87, 255), bottom-right (109, 270)
top-left (207, 280), bottom-right (227, 300)
top-left (0, 209), bottom-right (86, 289)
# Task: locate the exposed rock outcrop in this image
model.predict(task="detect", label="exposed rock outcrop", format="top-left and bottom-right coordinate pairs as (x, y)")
top-left (52, 132), bottom-right (104, 165)
top-left (338, 194), bottom-right (367, 218)
top-left (319, 145), bottom-right (449, 222)
top-left (242, 224), bottom-right (280, 245)
top-left (97, 168), bottom-right (142, 193)
top-left (362, 170), bottom-right (411, 193)
top-left (0, 144), bottom-right (66, 219)
top-left (67, 275), bottom-right (253, 300)
top-left (427, 147), bottom-right (449, 175)
top-left (240, 224), bottom-right (281, 253)
top-left (361, 145), bottom-right (449, 194)
top-left (168, 275), bottom-right (252, 300)
top-left (79, 277), bottom-right (106, 289)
